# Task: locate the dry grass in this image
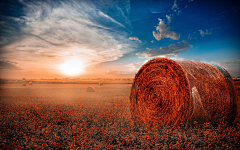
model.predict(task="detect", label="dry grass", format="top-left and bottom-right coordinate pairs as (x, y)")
top-left (0, 83), bottom-right (239, 149)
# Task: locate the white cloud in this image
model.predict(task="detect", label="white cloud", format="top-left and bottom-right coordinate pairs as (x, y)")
top-left (151, 40), bottom-right (154, 43)
top-left (126, 62), bottom-right (142, 69)
top-left (0, 0), bottom-right (134, 68)
top-left (126, 62), bottom-right (143, 73)
top-left (0, 60), bottom-right (23, 70)
top-left (136, 40), bottom-right (191, 58)
top-left (199, 29), bottom-right (212, 37)
top-left (153, 18), bottom-right (180, 41)
top-left (129, 37), bottom-right (142, 43)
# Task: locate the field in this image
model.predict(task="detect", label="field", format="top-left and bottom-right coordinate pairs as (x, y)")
top-left (0, 83), bottom-right (240, 150)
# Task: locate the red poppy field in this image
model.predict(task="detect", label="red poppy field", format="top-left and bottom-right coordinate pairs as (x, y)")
top-left (0, 83), bottom-right (239, 149)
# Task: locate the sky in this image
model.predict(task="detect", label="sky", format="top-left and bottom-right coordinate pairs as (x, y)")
top-left (0, 0), bottom-right (239, 79)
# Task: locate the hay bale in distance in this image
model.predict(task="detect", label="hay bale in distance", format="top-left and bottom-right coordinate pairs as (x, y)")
top-left (29, 82), bottom-right (33, 85)
top-left (99, 83), bottom-right (103, 86)
top-left (87, 86), bottom-right (95, 92)
top-left (22, 83), bottom-right (26, 86)
top-left (130, 58), bottom-right (237, 127)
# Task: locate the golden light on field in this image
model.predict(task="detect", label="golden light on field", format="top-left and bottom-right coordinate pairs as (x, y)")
top-left (60, 59), bottom-right (85, 76)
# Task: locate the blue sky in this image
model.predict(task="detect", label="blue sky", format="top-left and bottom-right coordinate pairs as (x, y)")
top-left (0, 0), bottom-right (239, 78)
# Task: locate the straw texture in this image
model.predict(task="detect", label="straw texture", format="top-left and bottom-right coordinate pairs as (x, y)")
top-left (130, 58), bottom-right (237, 127)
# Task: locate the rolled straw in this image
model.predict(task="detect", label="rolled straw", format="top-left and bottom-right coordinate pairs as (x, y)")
top-left (130, 58), bottom-right (237, 127)
top-left (87, 86), bottom-right (95, 92)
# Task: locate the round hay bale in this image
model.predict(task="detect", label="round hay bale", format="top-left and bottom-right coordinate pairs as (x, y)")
top-left (130, 58), bottom-right (237, 127)
top-left (29, 82), bottom-right (33, 85)
top-left (87, 86), bottom-right (95, 92)
top-left (99, 83), bottom-right (103, 86)
top-left (22, 78), bottom-right (26, 80)
top-left (22, 83), bottom-right (26, 86)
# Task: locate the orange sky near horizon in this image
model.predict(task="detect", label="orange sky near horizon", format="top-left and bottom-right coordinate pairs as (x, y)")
top-left (0, 57), bottom-right (137, 79)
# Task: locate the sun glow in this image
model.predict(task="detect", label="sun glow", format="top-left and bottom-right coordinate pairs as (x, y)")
top-left (60, 59), bottom-right (84, 76)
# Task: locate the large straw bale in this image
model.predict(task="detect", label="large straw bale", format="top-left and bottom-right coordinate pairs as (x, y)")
top-left (130, 58), bottom-right (237, 127)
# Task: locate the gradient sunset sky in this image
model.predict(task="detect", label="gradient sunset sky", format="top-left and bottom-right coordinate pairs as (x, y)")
top-left (0, 0), bottom-right (239, 79)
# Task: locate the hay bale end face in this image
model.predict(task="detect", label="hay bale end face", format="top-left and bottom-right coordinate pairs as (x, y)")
top-left (130, 58), bottom-right (237, 127)
top-left (87, 86), bottom-right (95, 92)
top-left (99, 83), bottom-right (103, 86)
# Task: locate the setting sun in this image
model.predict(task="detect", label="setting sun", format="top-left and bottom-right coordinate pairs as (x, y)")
top-left (60, 59), bottom-right (84, 76)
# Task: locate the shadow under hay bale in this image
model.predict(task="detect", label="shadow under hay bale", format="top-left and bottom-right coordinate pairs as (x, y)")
top-left (130, 58), bottom-right (238, 127)
top-left (87, 86), bottom-right (95, 92)
top-left (99, 83), bottom-right (103, 86)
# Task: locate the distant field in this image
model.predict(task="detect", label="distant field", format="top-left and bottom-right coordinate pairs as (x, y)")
top-left (0, 83), bottom-right (239, 149)
top-left (0, 78), bottom-right (133, 84)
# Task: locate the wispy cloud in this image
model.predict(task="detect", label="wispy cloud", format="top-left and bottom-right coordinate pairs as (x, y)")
top-left (171, 0), bottom-right (182, 15)
top-left (136, 40), bottom-right (192, 58)
top-left (0, 60), bottom-right (23, 70)
top-left (150, 10), bottom-right (161, 14)
top-left (98, 11), bottom-right (126, 28)
top-left (210, 61), bottom-right (223, 66)
top-left (106, 69), bottom-right (132, 76)
top-left (188, 34), bottom-right (192, 40)
top-left (199, 29), bottom-right (212, 37)
top-left (224, 60), bottom-right (240, 64)
top-left (106, 69), bottom-right (123, 75)
top-left (172, 0), bottom-right (178, 10)
top-left (0, 0), bottom-right (134, 67)
top-left (153, 18), bottom-right (180, 41)
top-left (129, 37), bottom-right (142, 43)
top-left (166, 15), bottom-right (171, 24)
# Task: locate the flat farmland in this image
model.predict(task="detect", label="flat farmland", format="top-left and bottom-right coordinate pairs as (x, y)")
top-left (0, 83), bottom-right (239, 150)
